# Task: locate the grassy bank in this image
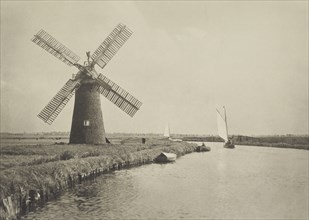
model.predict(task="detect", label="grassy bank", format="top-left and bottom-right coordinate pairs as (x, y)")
top-left (0, 137), bottom-right (197, 219)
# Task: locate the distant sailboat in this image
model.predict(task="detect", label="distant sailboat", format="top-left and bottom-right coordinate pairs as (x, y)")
top-left (164, 124), bottom-right (170, 138)
top-left (163, 124), bottom-right (182, 142)
top-left (216, 106), bottom-right (235, 149)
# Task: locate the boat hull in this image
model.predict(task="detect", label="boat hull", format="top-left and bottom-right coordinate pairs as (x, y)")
top-left (224, 143), bottom-right (235, 149)
top-left (155, 152), bottom-right (177, 163)
top-left (196, 145), bottom-right (211, 152)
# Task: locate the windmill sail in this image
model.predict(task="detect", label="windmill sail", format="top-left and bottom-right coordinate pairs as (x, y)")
top-left (164, 124), bottom-right (170, 138)
top-left (38, 79), bottom-right (81, 124)
top-left (32, 29), bottom-right (80, 66)
top-left (32, 24), bottom-right (142, 144)
top-left (91, 23), bottom-right (133, 69)
top-left (216, 109), bottom-right (228, 142)
top-left (93, 74), bottom-right (142, 117)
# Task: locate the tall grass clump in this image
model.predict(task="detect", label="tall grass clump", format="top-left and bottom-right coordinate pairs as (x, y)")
top-left (59, 151), bottom-right (75, 160)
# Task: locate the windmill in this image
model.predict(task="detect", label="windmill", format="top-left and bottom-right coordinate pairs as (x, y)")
top-left (32, 24), bottom-right (142, 144)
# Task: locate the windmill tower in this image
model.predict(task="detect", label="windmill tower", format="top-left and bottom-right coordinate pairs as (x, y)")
top-left (32, 24), bottom-right (142, 144)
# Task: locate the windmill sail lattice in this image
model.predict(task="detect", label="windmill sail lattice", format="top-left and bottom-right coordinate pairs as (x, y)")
top-left (94, 74), bottom-right (142, 117)
top-left (32, 30), bottom-right (80, 66)
top-left (91, 24), bottom-right (133, 69)
top-left (38, 79), bottom-right (81, 125)
top-left (32, 24), bottom-right (142, 144)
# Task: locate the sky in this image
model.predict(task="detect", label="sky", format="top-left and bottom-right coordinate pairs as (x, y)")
top-left (1, 1), bottom-right (308, 136)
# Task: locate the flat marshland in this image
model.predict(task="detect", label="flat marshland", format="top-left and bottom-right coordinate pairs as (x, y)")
top-left (181, 135), bottom-right (309, 150)
top-left (0, 133), bottom-right (308, 220)
top-left (0, 134), bottom-right (197, 201)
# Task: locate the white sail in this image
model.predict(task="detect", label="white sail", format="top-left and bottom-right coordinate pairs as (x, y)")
top-left (164, 124), bottom-right (170, 138)
top-left (216, 109), bottom-right (228, 142)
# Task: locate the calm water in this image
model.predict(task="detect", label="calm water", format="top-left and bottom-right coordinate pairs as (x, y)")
top-left (23, 143), bottom-right (308, 220)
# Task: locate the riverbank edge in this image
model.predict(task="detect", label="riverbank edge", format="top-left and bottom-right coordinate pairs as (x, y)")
top-left (0, 141), bottom-right (198, 220)
top-left (233, 142), bottom-right (309, 150)
top-left (182, 138), bottom-right (308, 150)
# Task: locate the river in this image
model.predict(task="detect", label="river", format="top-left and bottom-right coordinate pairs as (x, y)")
top-left (22, 142), bottom-right (308, 219)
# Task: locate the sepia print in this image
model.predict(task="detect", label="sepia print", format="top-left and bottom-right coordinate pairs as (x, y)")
top-left (0, 1), bottom-right (308, 220)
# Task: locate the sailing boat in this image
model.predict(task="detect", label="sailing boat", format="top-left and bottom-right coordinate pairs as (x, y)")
top-left (164, 124), bottom-right (170, 138)
top-left (216, 106), bottom-right (235, 149)
top-left (163, 124), bottom-right (182, 142)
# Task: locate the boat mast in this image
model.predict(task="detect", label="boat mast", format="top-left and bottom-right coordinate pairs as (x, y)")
top-left (223, 106), bottom-right (229, 140)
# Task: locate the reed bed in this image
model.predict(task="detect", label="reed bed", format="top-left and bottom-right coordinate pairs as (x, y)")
top-left (0, 138), bottom-right (197, 201)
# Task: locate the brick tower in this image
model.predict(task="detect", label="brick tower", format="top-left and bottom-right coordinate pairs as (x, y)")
top-left (69, 80), bottom-right (107, 144)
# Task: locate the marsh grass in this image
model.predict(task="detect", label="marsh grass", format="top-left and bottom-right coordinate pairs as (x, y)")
top-left (182, 135), bottom-right (309, 150)
top-left (0, 138), bottom-right (197, 200)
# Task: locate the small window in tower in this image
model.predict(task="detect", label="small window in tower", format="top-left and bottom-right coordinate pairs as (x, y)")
top-left (84, 120), bottom-right (90, 126)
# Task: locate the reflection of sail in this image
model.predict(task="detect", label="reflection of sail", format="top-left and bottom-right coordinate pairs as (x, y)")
top-left (164, 124), bottom-right (170, 138)
top-left (216, 109), bottom-right (228, 142)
